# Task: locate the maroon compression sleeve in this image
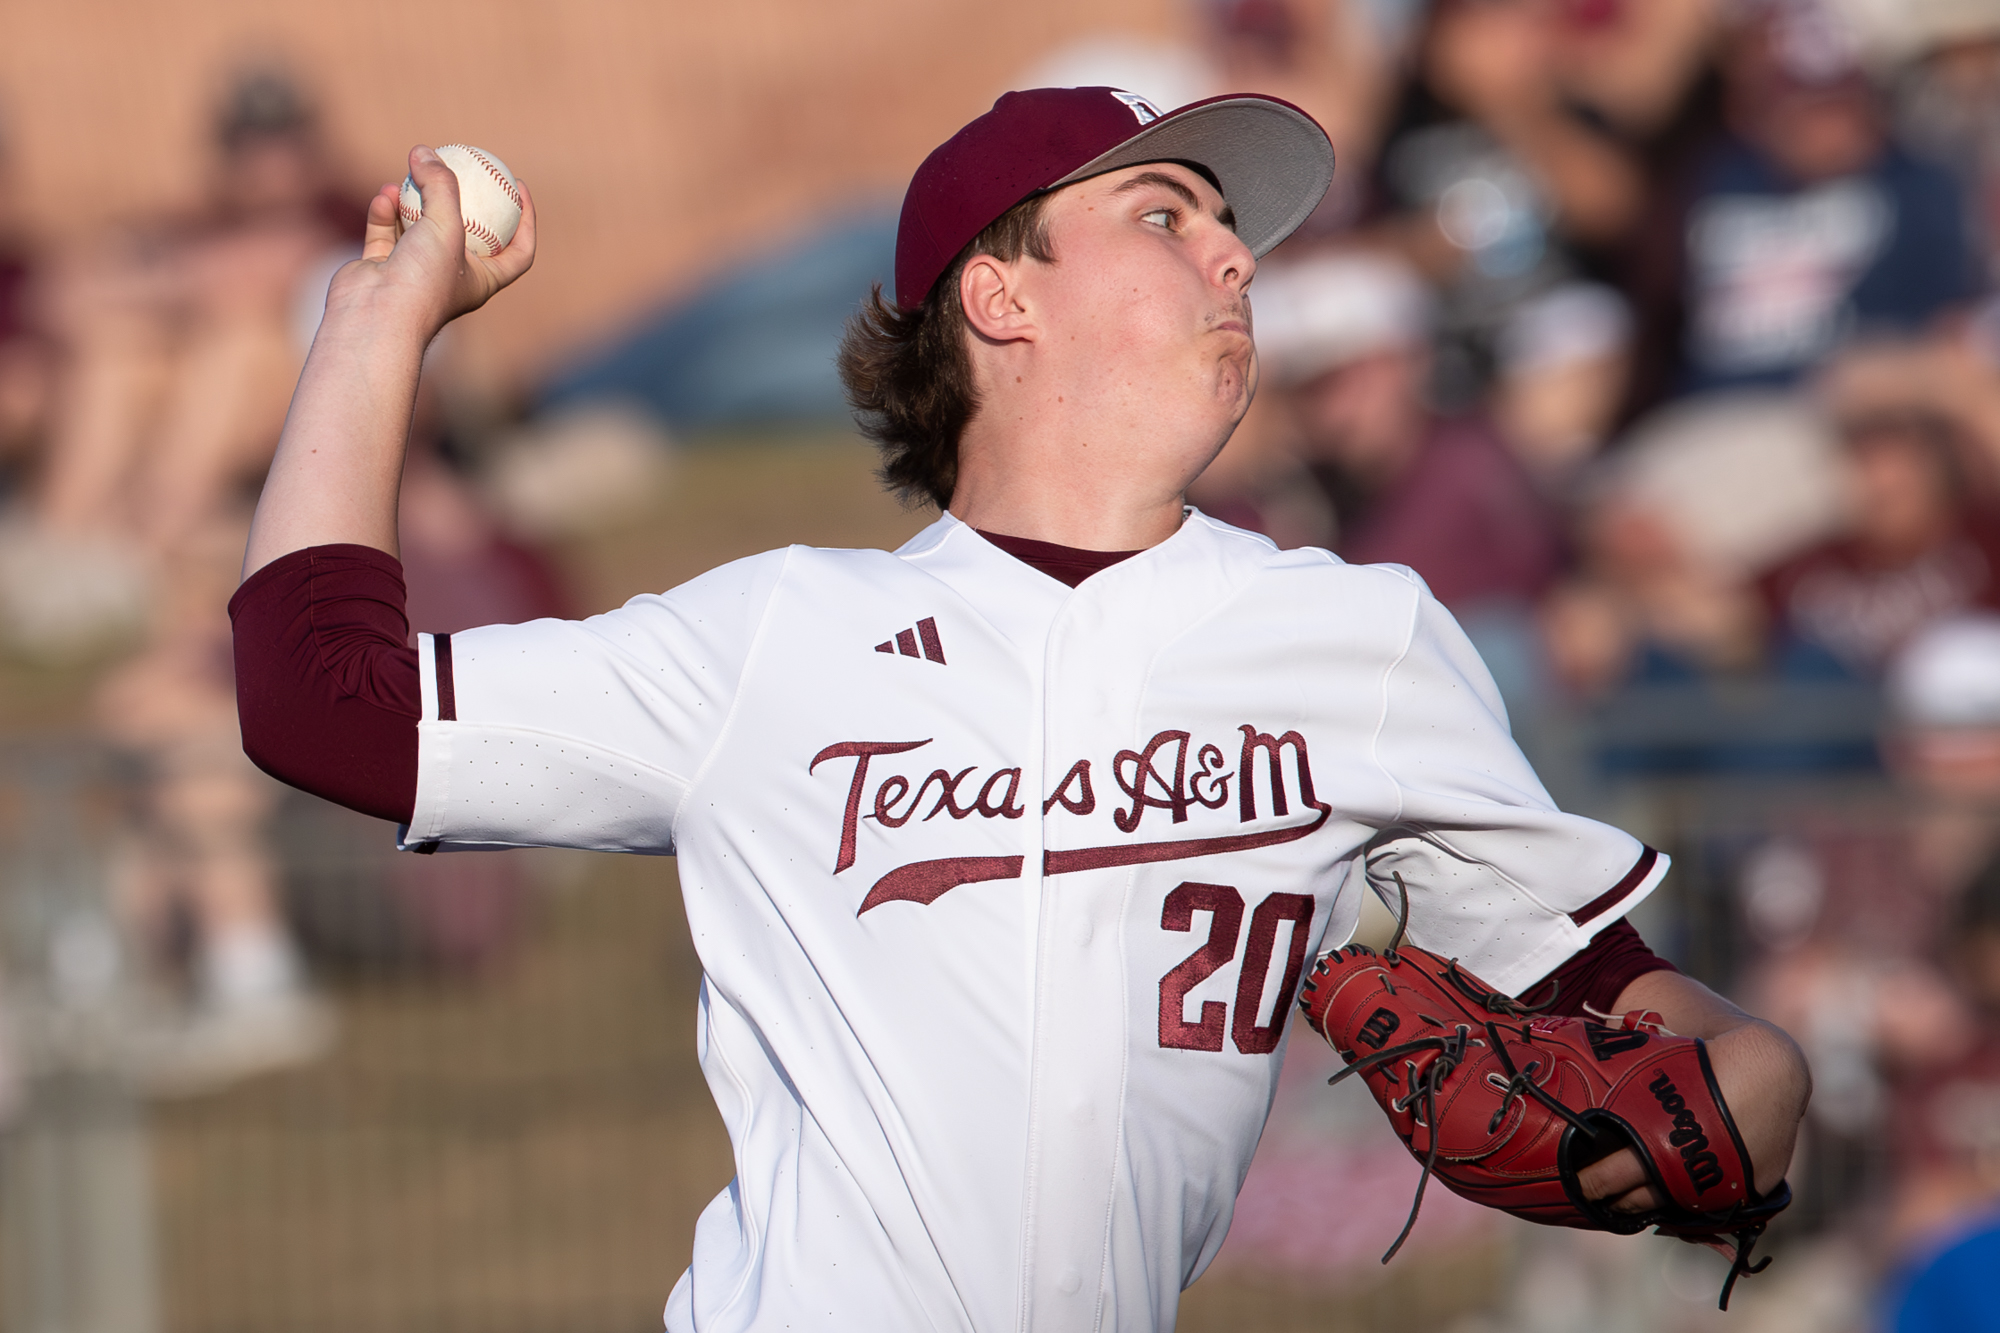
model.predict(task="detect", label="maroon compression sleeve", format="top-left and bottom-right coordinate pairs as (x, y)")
top-left (228, 544), bottom-right (421, 824)
top-left (1522, 918), bottom-right (1678, 1017)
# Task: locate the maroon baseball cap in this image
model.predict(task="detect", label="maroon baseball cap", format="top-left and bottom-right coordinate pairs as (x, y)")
top-left (894, 87), bottom-right (1334, 308)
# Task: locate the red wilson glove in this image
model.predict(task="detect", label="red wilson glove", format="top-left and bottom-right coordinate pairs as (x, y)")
top-left (1296, 937), bottom-right (1791, 1310)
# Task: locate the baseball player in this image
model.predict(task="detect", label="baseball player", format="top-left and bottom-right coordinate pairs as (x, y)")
top-left (231, 90), bottom-right (1808, 1331)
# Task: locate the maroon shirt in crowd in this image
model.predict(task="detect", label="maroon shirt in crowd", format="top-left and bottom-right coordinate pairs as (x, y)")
top-left (1334, 416), bottom-right (1562, 613)
top-left (1761, 516), bottom-right (2000, 676)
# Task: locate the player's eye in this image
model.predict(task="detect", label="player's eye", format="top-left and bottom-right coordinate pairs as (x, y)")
top-left (1140, 207), bottom-right (1180, 230)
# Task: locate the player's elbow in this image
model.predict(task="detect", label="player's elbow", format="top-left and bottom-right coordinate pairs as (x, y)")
top-left (234, 667), bottom-right (418, 826)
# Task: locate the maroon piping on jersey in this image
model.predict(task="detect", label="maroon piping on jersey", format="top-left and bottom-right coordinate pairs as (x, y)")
top-left (1567, 845), bottom-right (1659, 925)
top-left (434, 633), bottom-right (457, 721)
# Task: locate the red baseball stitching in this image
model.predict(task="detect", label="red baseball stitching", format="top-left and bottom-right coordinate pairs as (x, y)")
top-left (401, 148), bottom-right (517, 253)
top-left (443, 144), bottom-right (523, 211)
top-left (463, 218), bottom-right (502, 254)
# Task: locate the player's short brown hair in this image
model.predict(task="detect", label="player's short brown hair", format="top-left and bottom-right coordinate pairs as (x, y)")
top-left (838, 194), bottom-right (1055, 510)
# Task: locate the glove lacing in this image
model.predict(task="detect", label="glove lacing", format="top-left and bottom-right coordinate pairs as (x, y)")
top-left (1328, 875), bottom-right (1591, 1263)
top-left (1327, 1024), bottom-right (1466, 1262)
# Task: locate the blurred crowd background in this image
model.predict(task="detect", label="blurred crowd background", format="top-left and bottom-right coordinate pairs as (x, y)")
top-left (0, 0), bottom-right (1998, 1331)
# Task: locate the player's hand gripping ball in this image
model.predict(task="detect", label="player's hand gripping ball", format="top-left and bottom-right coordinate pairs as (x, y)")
top-left (1297, 930), bottom-right (1791, 1311)
top-left (399, 144), bottom-right (523, 257)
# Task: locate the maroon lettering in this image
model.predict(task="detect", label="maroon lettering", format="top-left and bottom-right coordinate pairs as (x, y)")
top-left (1114, 730), bottom-right (1193, 832)
top-left (1231, 892), bottom-right (1315, 1054)
top-left (1158, 883), bottom-right (1245, 1052)
top-left (1189, 743), bottom-right (1232, 810)
top-left (1238, 727), bottom-right (1326, 823)
top-left (1045, 802), bottom-right (1330, 876)
top-left (1043, 759), bottom-right (1096, 815)
top-left (836, 723), bottom-right (1334, 915)
top-left (907, 767), bottom-right (980, 821)
top-left (871, 802), bottom-right (1332, 909)
top-left (872, 775), bottom-right (913, 828)
top-left (975, 768), bottom-right (1026, 819)
top-left (810, 739), bottom-right (932, 873)
top-left (859, 855), bottom-right (1025, 913)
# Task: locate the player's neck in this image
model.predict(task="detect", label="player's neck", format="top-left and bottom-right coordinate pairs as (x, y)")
top-left (947, 454), bottom-right (1187, 552)
top-left (950, 393), bottom-right (1221, 551)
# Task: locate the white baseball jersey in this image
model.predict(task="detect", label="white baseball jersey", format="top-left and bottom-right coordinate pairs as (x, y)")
top-left (398, 511), bottom-right (1665, 1333)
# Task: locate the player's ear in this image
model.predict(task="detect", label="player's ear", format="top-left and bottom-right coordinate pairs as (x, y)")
top-left (959, 254), bottom-right (1034, 344)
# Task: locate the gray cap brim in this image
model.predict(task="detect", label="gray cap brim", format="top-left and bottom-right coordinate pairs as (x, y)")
top-left (1051, 94), bottom-right (1335, 256)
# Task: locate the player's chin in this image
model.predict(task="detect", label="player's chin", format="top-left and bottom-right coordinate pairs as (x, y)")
top-left (1211, 355), bottom-right (1255, 415)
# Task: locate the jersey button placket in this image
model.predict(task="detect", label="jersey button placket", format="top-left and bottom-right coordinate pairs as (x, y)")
top-left (1024, 595), bottom-right (1127, 1330)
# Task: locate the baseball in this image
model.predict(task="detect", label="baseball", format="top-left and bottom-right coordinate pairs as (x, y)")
top-left (398, 144), bottom-right (522, 258)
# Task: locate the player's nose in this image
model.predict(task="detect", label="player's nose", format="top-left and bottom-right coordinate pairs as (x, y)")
top-left (1210, 226), bottom-right (1255, 298)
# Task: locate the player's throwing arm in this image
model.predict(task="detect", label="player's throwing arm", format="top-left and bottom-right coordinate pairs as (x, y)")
top-left (242, 145), bottom-right (535, 580)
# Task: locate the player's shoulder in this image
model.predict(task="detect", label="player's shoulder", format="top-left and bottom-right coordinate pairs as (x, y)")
top-left (614, 546), bottom-right (796, 615)
top-left (1184, 510), bottom-right (1431, 601)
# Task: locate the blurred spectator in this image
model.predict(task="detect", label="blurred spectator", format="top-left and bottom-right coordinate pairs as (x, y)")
top-left (1548, 0), bottom-right (1727, 144)
top-left (94, 522), bottom-right (333, 1092)
top-left (1365, 0), bottom-right (1645, 406)
top-left (1552, 0), bottom-right (1735, 426)
top-left (35, 67), bottom-right (362, 555)
top-left (1202, 0), bottom-right (1405, 232)
top-left (1492, 279), bottom-right (1634, 486)
top-left (1728, 617), bottom-right (2000, 1269)
top-left (1881, 850), bottom-right (2000, 1267)
top-left (1892, 0), bottom-right (2000, 285)
top-left (1886, 613), bottom-right (2000, 804)
top-left (0, 106), bottom-right (51, 499)
top-left (1817, 331), bottom-right (2000, 496)
top-left (1669, 0), bottom-right (1981, 396)
top-left (1883, 613), bottom-right (2000, 896)
top-left (1542, 391), bottom-right (1843, 696)
top-left (1761, 404), bottom-right (2000, 680)
top-left (1252, 249), bottom-right (1563, 621)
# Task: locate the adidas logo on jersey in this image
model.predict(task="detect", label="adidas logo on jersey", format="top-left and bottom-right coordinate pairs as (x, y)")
top-left (875, 617), bottom-right (946, 664)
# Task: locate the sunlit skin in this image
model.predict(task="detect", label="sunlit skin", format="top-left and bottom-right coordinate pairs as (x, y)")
top-left (949, 163), bottom-right (1257, 551)
top-left (243, 146), bottom-right (535, 575)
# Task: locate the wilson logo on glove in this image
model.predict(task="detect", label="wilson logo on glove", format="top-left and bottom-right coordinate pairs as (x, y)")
top-left (1650, 1073), bottom-right (1726, 1193)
